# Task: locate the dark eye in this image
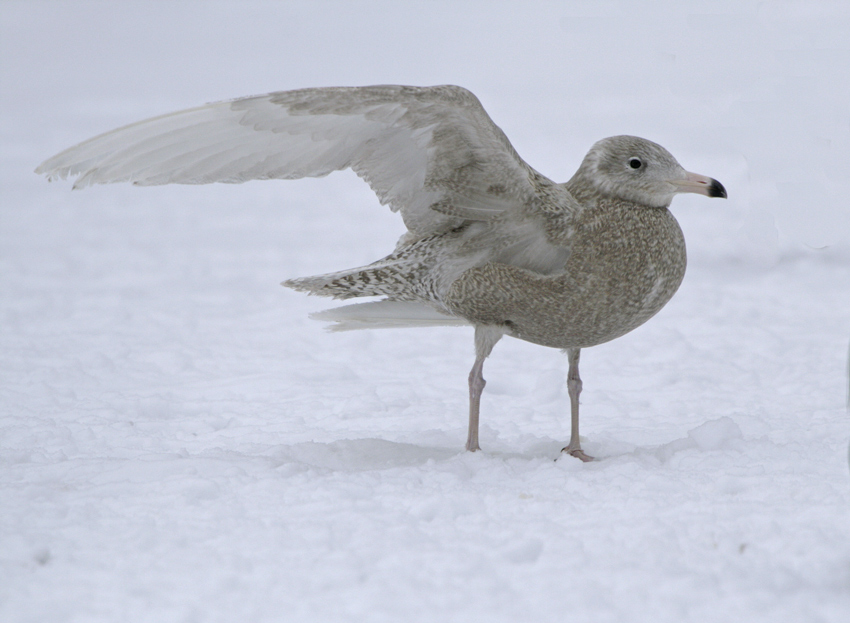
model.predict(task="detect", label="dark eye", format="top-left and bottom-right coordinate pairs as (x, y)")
top-left (629, 157), bottom-right (642, 169)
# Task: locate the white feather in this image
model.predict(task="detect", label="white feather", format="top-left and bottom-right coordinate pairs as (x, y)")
top-left (35, 85), bottom-right (543, 238)
top-left (310, 301), bottom-right (470, 332)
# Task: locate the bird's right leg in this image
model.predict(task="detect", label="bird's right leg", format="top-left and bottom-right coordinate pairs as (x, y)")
top-left (466, 357), bottom-right (486, 452)
top-left (466, 326), bottom-right (504, 452)
top-left (562, 347), bottom-right (594, 462)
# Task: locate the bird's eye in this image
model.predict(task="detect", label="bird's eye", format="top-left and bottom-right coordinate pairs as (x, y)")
top-left (629, 157), bottom-right (642, 169)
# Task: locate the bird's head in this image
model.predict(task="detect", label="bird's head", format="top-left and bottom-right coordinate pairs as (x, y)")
top-left (568, 135), bottom-right (726, 208)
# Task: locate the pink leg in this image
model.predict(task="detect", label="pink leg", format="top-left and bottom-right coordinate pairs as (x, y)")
top-left (465, 326), bottom-right (503, 452)
top-left (562, 348), bottom-right (594, 461)
top-left (466, 356), bottom-right (486, 452)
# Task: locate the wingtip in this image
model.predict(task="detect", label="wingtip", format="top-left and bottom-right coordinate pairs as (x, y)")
top-left (34, 160), bottom-right (73, 185)
top-left (33, 163), bottom-right (53, 179)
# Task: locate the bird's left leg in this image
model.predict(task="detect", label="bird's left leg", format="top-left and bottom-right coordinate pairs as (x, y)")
top-left (562, 347), bottom-right (594, 462)
top-left (466, 326), bottom-right (504, 452)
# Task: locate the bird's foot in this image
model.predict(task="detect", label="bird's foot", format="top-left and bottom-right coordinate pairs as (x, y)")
top-left (560, 446), bottom-right (594, 462)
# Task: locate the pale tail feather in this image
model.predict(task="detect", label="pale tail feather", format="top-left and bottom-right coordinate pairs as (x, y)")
top-left (309, 301), bottom-right (469, 332)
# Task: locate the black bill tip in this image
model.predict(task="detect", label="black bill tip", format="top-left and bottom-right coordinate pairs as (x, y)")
top-left (708, 178), bottom-right (727, 199)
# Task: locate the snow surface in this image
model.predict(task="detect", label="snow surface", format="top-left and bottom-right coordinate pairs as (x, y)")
top-left (2, 1), bottom-right (850, 621)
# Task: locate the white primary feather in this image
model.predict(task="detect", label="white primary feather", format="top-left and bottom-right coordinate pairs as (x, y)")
top-left (36, 85), bottom-right (543, 238)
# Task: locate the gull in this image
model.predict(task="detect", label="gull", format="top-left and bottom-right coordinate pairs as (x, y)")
top-left (36, 85), bottom-right (726, 460)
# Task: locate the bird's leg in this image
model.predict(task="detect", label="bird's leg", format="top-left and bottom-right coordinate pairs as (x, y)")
top-left (466, 356), bottom-right (486, 452)
top-left (466, 326), bottom-right (504, 452)
top-left (562, 347), bottom-right (594, 462)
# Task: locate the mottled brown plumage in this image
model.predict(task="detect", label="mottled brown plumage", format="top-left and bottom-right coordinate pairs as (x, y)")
top-left (35, 85), bottom-right (726, 459)
top-left (445, 201), bottom-right (687, 350)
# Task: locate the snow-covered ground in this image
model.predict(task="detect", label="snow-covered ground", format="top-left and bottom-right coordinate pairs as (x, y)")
top-left (2, 1), bottom-right (849, 621)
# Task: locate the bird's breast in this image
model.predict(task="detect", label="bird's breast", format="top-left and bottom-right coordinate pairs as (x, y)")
top-left (444, 204), bottom-right (687, 349)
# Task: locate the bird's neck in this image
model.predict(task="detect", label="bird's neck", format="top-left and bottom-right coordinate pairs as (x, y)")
top-left (562, 171), bottom-right (604, 206)
top-left (562, 179), bottom-right (671, 212)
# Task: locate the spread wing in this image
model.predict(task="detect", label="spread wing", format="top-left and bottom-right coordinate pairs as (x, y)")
top-left (36, 85), bottom-right (552, 236)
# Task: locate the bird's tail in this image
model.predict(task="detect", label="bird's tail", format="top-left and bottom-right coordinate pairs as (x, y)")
top-left (282, 247), bottom-right (436, 300)
top-left (283, 266), bottom-right (371, 299)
